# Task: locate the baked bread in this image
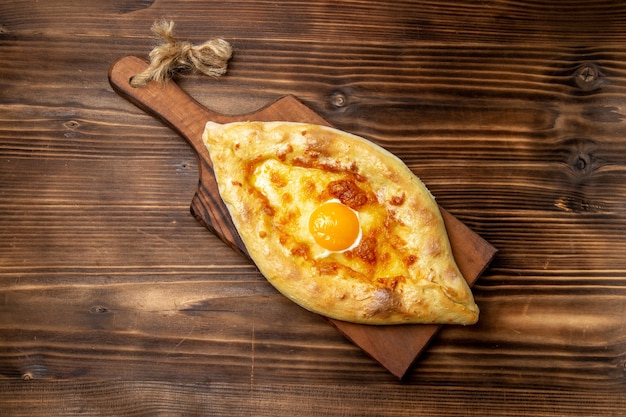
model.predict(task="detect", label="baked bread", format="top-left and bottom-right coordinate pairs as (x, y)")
top-left (202, 121), bottom-right (479, 325)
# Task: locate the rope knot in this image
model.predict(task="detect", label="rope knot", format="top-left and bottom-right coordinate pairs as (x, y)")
top-left (130, 20), bottom-right (233, 87)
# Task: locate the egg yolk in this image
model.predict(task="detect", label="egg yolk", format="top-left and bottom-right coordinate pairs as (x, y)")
top-left (308, 201), bottom-right (360, 252)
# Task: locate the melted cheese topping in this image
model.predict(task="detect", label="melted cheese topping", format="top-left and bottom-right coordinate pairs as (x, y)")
top-left (247, 155), bottom-right (416, 286)
top-left (203, 121), bottom-right (479, 325)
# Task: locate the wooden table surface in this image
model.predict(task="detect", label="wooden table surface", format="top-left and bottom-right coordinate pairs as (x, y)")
top-left (2, 1), bottom-right (626, 415)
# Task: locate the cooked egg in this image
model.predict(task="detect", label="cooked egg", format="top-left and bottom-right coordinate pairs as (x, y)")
top-left (308, 200), bottom-right (362, 255)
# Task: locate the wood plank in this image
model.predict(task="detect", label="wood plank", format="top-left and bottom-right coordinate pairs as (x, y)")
top-left (1, 37), bottom-right (625, 377)
top-left (5, 0), bottom-right (626, 44)
top-left (3, 0), bottom-right (626, 414)
top-left (1, 380), bottom-right (625, 416)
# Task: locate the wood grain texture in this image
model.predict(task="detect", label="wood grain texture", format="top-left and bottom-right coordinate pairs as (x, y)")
top-left (2, 0), bottom-right (626, 415)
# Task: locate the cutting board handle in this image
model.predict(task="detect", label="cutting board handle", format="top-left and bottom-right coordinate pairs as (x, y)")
top-left (109, 55), bottom-right (251, 252)
top-left (108, 56), bottom-right (229, 164)
top-left (108, 56), bottom-right (331, 163)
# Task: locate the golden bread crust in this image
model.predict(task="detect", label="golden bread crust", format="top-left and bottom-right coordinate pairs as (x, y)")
top-left (203, 121), bottom-right (479, 325)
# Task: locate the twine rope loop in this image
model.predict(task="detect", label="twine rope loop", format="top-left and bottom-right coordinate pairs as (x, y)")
top-left (131, 20), bottom-right (233, 87)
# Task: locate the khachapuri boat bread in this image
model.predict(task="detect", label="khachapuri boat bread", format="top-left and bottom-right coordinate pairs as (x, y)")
top-left (202, 121), bottom-right (479, 325)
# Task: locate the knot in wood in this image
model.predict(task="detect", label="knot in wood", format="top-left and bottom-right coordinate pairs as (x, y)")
top-left (565, 138), bottom-right (596, 176)
top-left (330, 91), bottom-right (347, 108)
top-left (63, 120), bottom-right (80, 130)
top-left (575, 63), bottom-right (602, 91)
top-left (572, 152), bottom-right (591, 173)
top-left (89, 305), bottom-right (109, 314)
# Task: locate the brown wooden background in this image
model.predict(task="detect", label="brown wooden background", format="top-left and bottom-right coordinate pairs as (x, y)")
top-left (2, 1), bottom-right (626, 415)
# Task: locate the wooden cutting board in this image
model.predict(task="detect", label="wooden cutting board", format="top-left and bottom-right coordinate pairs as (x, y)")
top-left (108, 56), bottom-right (497, 379)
